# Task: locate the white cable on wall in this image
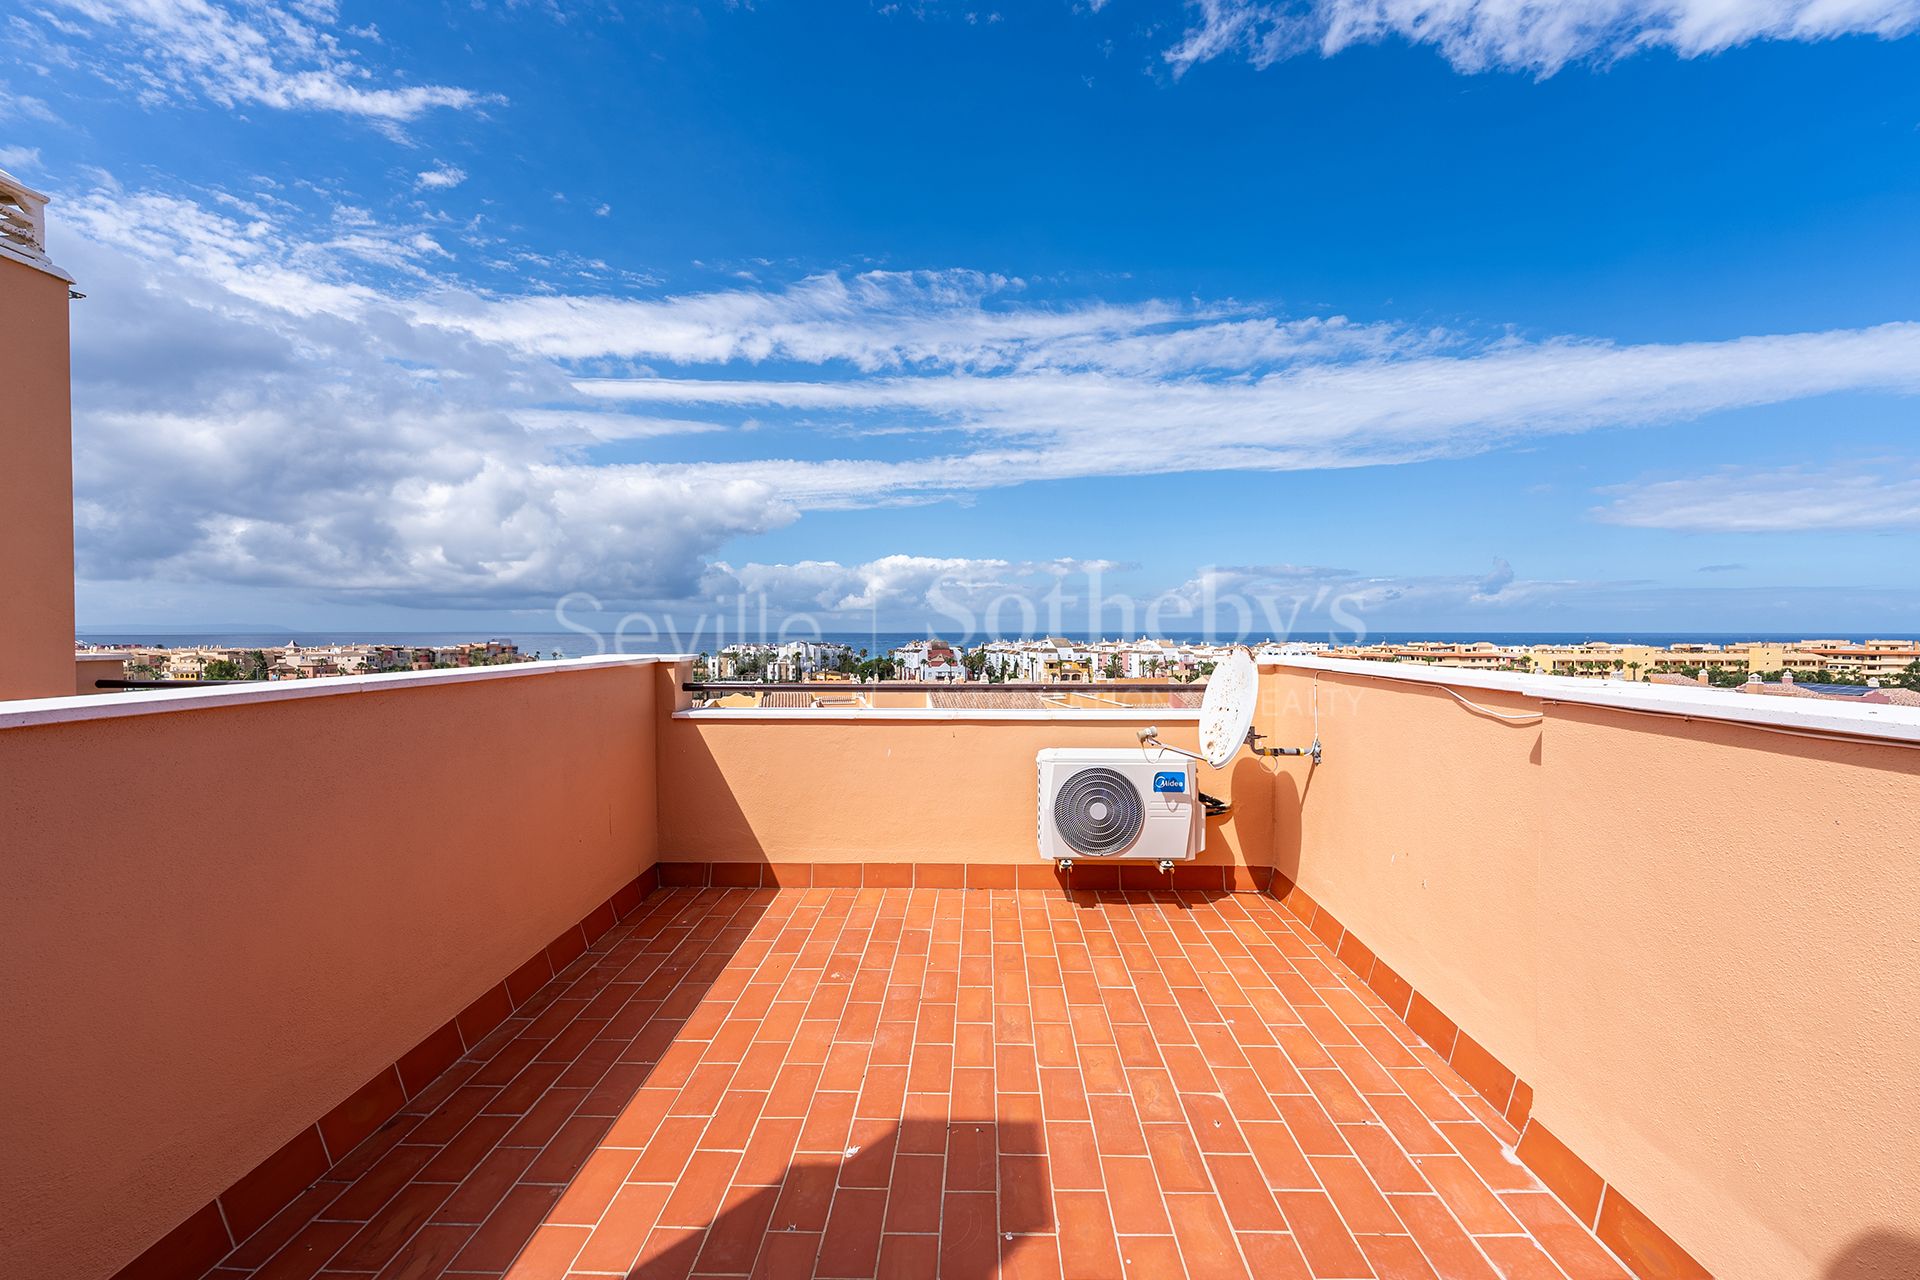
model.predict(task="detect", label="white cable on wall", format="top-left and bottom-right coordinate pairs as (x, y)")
top-left (1440, 685), bottom-right (1544, 724)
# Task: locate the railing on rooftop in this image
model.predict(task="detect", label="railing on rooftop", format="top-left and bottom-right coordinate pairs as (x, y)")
top-left (94, 678), bottom-right (266, 690)
top-left (683, 680), bottom-right (1204, 694)
top-left (0, 167), bottom-right (54, 270)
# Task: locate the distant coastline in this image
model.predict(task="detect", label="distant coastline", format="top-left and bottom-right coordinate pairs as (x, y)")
top-left (76, 629), bottom-right (1892, 656)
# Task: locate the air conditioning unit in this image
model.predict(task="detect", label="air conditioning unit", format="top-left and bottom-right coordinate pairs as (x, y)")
top-left (1037, 748), bottom-right (1202, 864)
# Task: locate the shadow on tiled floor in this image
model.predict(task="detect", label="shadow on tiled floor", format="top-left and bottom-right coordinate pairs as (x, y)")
top-left (203, 884), bottom-right (1633, 1279)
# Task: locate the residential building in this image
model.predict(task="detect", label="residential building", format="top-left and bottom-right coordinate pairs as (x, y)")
top-left (4, 173), bottom-right (1917, 1280)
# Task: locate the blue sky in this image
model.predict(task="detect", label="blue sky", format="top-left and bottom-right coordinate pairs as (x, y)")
top-left (4, 0), bottom-right (1919, 638)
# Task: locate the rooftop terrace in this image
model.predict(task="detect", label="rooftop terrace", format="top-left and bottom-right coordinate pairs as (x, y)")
top-left (5, 170), bottom-right (1917, 1280)
top-left (193, 885), bottom-right (1630, 1280)
top-left (5, 654), bottom-right (1915, 1280)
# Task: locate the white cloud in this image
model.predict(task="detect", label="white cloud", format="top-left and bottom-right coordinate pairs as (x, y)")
top-left (0, 81), bottom-right (60, 123)
top-left (33, 0), bottom-right (493, 121)
top-left (63, 185), bottom-right (791, 606)
top-left (573, 323), bottom-right (1920, 507)
top-left (707, 555), bottom-right (1029, 613)
top-left (413, 270), bottom-right (1224, 370)
top-left (0, 145), bottom-right (43, 170)
top-left (1165, 0), bottom-right (1920, 77)
top-left (415, 164), bottom-right (467, 190)
top-left (701, 554), bottom-right (1608, 636)
top-left (57, 175), bottom-right (1920, 609)
top-left (1593, 464), bottom-right (1920, 531)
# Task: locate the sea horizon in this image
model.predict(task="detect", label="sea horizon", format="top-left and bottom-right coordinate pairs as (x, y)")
top-left (73, 628), bottom-right (1902, 657)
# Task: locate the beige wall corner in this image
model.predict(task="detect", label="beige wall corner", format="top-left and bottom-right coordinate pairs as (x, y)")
top-left (0, 252), bottom-right (77, 701)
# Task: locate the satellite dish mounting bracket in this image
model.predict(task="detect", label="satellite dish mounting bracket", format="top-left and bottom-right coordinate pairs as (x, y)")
top-left (1246, 726), bottom-right (1322, 764)
top-left (1139, 724), bottom-right (1322, 766)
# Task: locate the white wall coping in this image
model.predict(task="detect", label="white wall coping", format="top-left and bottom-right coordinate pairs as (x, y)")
top-left (675, 707), bottom-right (1205, 724)
top-left (0, 239), bottom-right (73, 282)
top-left (1262, 655), bottom-right (1920, 744)
top-left (0, 653), bottom-right (692, 731)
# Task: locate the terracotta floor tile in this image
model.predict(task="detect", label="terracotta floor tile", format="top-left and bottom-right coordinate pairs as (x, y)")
top-left (657, 1149), bottom-right (741, 1227)
top-left (630, 1114), bottom-right (709, 1183)
top-left (629, 1222), bottom-right (704, 1280)
top-left (1501, 1193), bottom-right (1632, 1280)
top-left (1090, 1093), bottom-right (1149, 1156)
top-left (430, 1143), bottom-right (538, 1226)
top-left (1181, 1092), bottom-right (1249, 1154)
top-left (1275, 1191), bottom-right (1371, 1279)
top-left (703, 1090), bottom-right (771, 1151)
top-left (1001, 1154), bottom-right (1057, 1233)
top-left (945, 1119), bottom-right (998, 1191)
top-left (250, 1220), bottom-right (355, 1280)
top-left (370, 1222), bottom-right (472, 1280)
top-left (1142, 1122), bottom-right (1214, 1194)
top-left (1367, 1094), bottom-right (1451, 1157)
top-left (1228, 1119), bottom-right (1304, 1186)
top-left (1355, 1233), bottom-right (1439, 1280)
top-left (504, 1223), bottom-right (589, 1277)
top-left (1054, 1191), bottom-right (1123, 1280)
top-left (736, 1117), bottom-right (804, 1185)
top-left (1476, 1234), bottom-right (1566, 1280)
top-left (450, 1183), bottom-right (562, 1272)
top-left (1438, 1122), bottom-right (1535, 1194)
top-left (1409, 1155), bottom-right (1518, 1235)
top-left (1204, 1154), bottom-right (1286, 1231)
top-left (772, 1162), bottom-right (840, 1233)
top-left (1000, 1232), bottom-right (1063, 1280)
top-left (1044, 1121), bottom-right (1105, 1191)
top-left (746, 1230), bottom-right (821, 1280)
top-left (1239, 1232), bottom-right (1314, 1280)
top-left (1310, 1157), bottom-right (1399, 1238)
top-left (874, 1233), bottom-right (936, 1280)
top-left (816, 1186), bottom-right (886, 1278)
top-left (940, 1190), bottom-right (1001, 1277)
top-left (1101, 1156), bottom-right (1172, 1235)
top-left (330, 1182), bottom-right (453, 1274)
top-left (797, 1091), bottom-right (859, 1154)
top-left (324, 1143), bottom-right (437, 1221)
top-left (1273, 1094), bottom-right (1349, 1158)
top-left (198, 890), bottom-right (1624, 1280)
top-left (1389, 1195), bottom-right (1500, 1280)
top-left (1117, 1235), bottom-right (1188, 1279)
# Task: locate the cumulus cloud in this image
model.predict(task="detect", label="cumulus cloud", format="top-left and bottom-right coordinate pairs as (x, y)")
top-left (1164, 0), bottom-right (1920, 77)
top-left (694, 554), bottom-right (1623, 638)
top-left (706, 555), bottom-right (1035, 614)
top-left (56, 174), bottom-right (1920, 610)
top-left (30, 0), bottom-right (493, 121)
top-left (1593, 464), bottom-right (1920, 532)
top-left (63, 185), bottom-right (791, 606)
top-left (415, 164), bottom-right (467, 190)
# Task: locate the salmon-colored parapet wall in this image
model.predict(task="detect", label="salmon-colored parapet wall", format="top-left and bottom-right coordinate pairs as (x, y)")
top-left (1260, 662), bottom-right (1920, 1280)
top-left (0, 253), bottom-right (77, 701)
top-left (657, 701), bottom-right (1276, 871)
top-left (0, 661), bottom-right (662, 1280)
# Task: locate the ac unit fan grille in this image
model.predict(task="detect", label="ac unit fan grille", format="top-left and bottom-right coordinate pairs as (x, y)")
top-left (1053, 766), bottom-right (1144, 856)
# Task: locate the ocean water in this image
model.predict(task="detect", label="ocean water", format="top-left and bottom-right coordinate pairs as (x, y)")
top-left (75, 629), bottom-right (1857, 657)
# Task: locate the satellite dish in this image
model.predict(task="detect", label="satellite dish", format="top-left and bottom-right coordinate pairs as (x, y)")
top-left (1197, 646), bottom-right (1259, 768)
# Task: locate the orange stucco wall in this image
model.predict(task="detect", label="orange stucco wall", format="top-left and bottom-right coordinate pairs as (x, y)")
top-left (657, 707), bottom-right (1275, 869)
top-left (0, 661), bottom-right (661, 1280)
top-left (0, 253), bottom-right (77, 701)
top-left (1260, 664), bottom-right (1920, 1280)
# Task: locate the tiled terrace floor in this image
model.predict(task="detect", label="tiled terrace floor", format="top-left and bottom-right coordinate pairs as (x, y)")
top-left (204, 886), bottom-right (1631, 1279)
